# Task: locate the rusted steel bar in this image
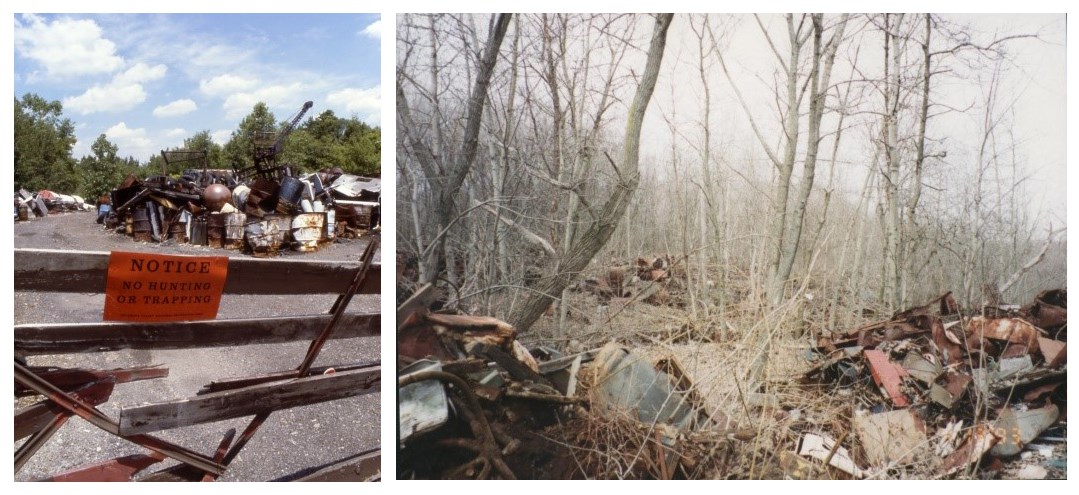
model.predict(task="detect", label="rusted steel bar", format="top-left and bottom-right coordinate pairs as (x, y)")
top-left (15, 361), bottom-right (226, 476)
top-left (199, 361), bottom-right (379, 395)
top-left (118, 365), bottom-right (381, 435)
top-left (14, 248), bottom-right (381, 295)
top-left (201, 428), bottom-right (237, 482)
top-left (16, 313), bottom-right (379, 356)
top-left (16, 378), bottom-right (115, 440)
top-left (297, 238), bottom-right (379, 375)
top-left (15, 365), bottom-right (168, 395)
top-left (222, 412), bottom-right (271, 466)
top-left (15, 412), bottom-right (69, 473)
top-left (40, 452), bottom-right (166, 482)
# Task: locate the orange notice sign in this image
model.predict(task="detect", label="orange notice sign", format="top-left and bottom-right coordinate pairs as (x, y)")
top-left (103, 251), bottom-right (229, 322)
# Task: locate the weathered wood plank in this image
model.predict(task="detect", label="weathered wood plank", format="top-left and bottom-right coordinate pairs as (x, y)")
top-left (118, 365), bottom-right (381, 435)
top-left (13, 248), bottom-right (380, 295)
top-left (15, 312), bottom-right (379, 355)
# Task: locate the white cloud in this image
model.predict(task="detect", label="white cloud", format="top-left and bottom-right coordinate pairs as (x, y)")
top-left (166, 128), bottom-right (188, 138)
top-left (360, 19), bottom-right (381, 40)
top-left (326, 86), bottom-right (381, 125)
top-left (222, 83), bottom-right (307, 120)
top-left (153, 99), bottom-right (197, 117)
top-left (63, 63), bottom-right (168, 115)
top-left (105, 122), bottom-right (155, 159)
top-left (200, 74), bottom-right (259, 96)
top-left (211, 130), bottom-right (233, 145)
top-left (14, 14), bottom-right (124, 78)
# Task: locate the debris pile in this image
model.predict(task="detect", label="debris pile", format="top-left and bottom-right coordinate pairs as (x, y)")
top-left (14, 189), bottom-right (89, 220)
top-left (572, 254), bottom-right (687, 307)
top-left (797, 289), bottom-right (1066, 479)
top-left (103, 167), bottom-right (379, 256)
top-left (397, 284), bottom-right (746, 480)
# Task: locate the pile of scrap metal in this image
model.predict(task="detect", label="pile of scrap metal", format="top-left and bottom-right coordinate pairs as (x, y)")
top-left (397, 284), bottom-right (734, 480)
top-left (796, 289), bottom-right (1066, 479)
top-left (14, 189), bottom-right (89, 220)
top-left (572, 254), bottom-right (687, 306)
top-left (104, 167), bottom-right (380, 256)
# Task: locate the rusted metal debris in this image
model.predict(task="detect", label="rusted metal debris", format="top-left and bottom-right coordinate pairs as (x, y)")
top-left (397, 290), bottom-right (730, 480)
top-left (99, 123), bottom-right (379, 256)
top-left (800, 288), bottom-right (1066, 479)
top-left (14, 189), bottom-right (90, 221)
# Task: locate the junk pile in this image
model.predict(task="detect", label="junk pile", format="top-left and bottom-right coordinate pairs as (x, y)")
top-left (103, 168), bottom-right (379, 256)
top-left (796, 289), bottom-right (1066, 479)
top-left (14, 189), bottom-right (89, 220)
top-left (397, 284), bottom-right (748, 480)
top-left (572, 254), bottom-right (687, 307)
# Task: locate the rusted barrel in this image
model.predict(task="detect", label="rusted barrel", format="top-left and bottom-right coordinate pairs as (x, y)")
top-left (132, 207), bottom-right (153, 242)
top-left (277, 176), bottom-right (304, 212)
top-left (190, 216), bottom-right (207, 245)
top-left (245, 218), bottom-right (280, 257)
top-left (291, 213), bottom-right (324, 252)
top-left (169, 221), bottom-right (188, 244)
top-left (207, 212), bottom-right (226, 249)
top-left (224, 212), bottom-right (247, 250)
top-left (18, 204), bottom-right (29, 221)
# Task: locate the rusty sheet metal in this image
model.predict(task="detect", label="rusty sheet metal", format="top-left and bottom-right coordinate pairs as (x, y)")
top-left (863, 349), bottom-right (910, 407)
top-left (40, 452), bottom-right (167, 481)
top-left (224, 212), bottom-right (246, 250)
top-left (398, 360), bottom-right (450, 442)
top-left (966, 317), bottom-right (1042, 357)
top-left (1037, 337), bottom-right (1066, 368)
top-left (853, 409), bottom-right (928, 467)
top-left (941, 424), bottom-right (1001, 476)
top-left (893, 292), bottom-right (960, 320)
top-left (591, 343), bottom-right (699, 430)
top-left (929, 371), bottom-right (972, 409)
top-left (989, 404), bottom-right (1060, 457)
top-left (901, 353), bottom-right (942, 384)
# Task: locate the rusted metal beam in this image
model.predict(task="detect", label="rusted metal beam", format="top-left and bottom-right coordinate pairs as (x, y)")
top-left (118, 365), bottom-right (381, 435)
top-left (16, 312), bottom-right (379, 355)
top-left (16, 378), bottom-right (115, 440)
top-left (14, 248), bottom-right (381, 295)
top-left (15, 365), bottom-right (168, 396)
top-left (38, 452), bottom-right (167, 481)
top-left (298, 238), bottom-right (379, 374)
top-left (15, 412), bottom-right (70, 473)
top-left (15, 361), bottom-right (226, 476)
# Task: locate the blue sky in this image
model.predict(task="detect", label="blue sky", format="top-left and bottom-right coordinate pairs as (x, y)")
top-left (14, 13), bottom-right (381, 162)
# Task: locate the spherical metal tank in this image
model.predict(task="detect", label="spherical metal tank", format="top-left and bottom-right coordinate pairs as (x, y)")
top-left (202, 184), bottom-right (232, 211)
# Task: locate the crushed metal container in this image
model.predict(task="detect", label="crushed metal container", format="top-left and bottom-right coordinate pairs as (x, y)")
top-left (291, 213), bottom-right (324, 252)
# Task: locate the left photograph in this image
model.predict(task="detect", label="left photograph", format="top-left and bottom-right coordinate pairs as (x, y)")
top-left (14, 13), bottom-right (382, 481)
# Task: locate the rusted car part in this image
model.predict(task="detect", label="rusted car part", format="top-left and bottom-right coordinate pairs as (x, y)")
top-left (801, 289), bottom-right (1066, 479)
top-left (13, 244), bottom-right (381, 481)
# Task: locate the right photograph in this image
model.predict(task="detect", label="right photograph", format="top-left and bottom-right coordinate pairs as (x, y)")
top-left (395, 13), bottom-right (1066, 480)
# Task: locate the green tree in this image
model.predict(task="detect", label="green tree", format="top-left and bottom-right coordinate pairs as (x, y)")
top-left (222, 103), bottom-right (277, 173)
top-left (14, 93), bottom-right (78, 192)
top-left (77, 134), bottom-right (134, 198)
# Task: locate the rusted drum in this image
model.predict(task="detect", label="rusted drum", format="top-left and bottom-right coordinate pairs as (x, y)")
top-left (207, 212), bottom-right (226, 249)
top-left (224, 212), bottom-right (247, 250)
top-left (132, 207), bottom-right (153, 242)
top-left (169, 221), bottom-right (188, 244)
top-left (190, 216), bottom-right (208, 245)
top-left (231, 184), bottom-right (250, 209)
top-left (266, 214), bottom-right (292, 246)
top-left (291, 213), bottom-right (324, 252)
top-left (245, 218), bottom-right (280, 257)
top-left (17, 204), bottom-right (29, 221)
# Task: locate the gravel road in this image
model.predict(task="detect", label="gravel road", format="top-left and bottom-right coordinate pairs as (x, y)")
top-left (13, 211), bottom-right (381, 481)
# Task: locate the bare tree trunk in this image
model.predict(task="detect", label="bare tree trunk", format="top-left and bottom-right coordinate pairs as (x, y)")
top-left (509, 13), bottom-right (674, 333)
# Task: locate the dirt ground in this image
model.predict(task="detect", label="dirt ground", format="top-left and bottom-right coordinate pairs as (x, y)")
top-left (13, 211), bottom-right (381, 481)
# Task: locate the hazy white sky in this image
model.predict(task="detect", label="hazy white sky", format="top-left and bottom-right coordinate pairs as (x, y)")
top-left (639, 13), bottom-right (1066, 226)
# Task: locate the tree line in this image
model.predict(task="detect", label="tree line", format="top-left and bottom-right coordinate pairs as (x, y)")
top-left (14, 93), bottom-right (381, 199)
top-left (396, 13), bottom-right (1064, 339)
